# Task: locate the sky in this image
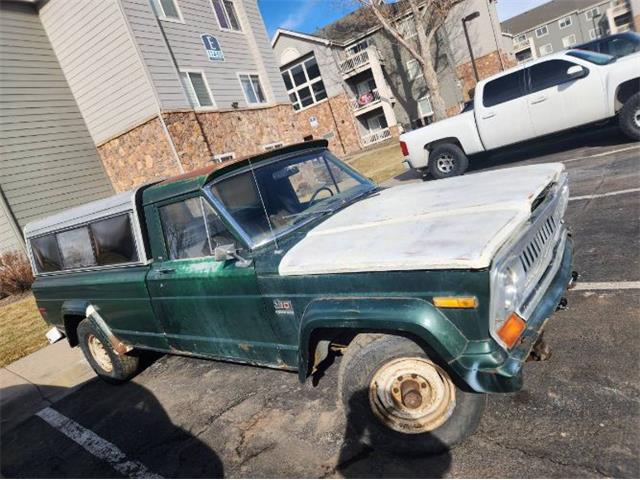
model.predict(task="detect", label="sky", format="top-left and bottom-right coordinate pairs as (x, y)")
top-left (257, 0), bottom-right (550, 39)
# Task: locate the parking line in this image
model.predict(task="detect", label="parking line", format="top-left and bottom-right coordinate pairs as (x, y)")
top-left (570, 187), bottom-right (640, 201)
top-left (36, 407), bottom-right (162, 479)
top-left (562, 145), bottom-right (640, 163)
top-left (572, 281), bottom-right (640, 291)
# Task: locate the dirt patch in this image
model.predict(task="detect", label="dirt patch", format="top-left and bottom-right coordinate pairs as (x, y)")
top-left (0, 293), bottom-right (48, 367)
top-left (345, 142), bottom-right (405, 184)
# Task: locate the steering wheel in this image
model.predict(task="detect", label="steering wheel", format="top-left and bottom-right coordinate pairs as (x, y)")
top-left (308, 186), bottom-right (334, 205)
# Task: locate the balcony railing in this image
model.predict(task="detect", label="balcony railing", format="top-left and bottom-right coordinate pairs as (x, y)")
top-left (339, 49), bottom-right (371, 75)
top-left (513, 37), bottom-right (531, 51)
top-left (610, 2), bottom-right (630, 16)
top-left (361, 127), bottom-right (391, 147)
top-left (351, 89), bottom-right (381, 111)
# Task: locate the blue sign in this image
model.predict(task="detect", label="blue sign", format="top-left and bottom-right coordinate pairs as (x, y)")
top-left (201, 34), bottom-right (224, 61)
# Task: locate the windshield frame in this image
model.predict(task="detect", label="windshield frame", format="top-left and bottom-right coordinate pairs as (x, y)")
top-left (566, 49), bottom-right (616, 65)
top-left (203, 147), bottom-right (376, 250)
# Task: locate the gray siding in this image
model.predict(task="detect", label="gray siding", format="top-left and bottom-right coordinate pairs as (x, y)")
top-left (143, 0), bottom-right (287, 109)
top-left (0, 202), bottom-right (23, 253)
top-left (0, 1), bottom-right (113, 247)
top-left (39, 0), bottom-right (159, 145)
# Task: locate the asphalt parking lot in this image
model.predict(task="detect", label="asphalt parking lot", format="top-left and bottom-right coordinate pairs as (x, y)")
top-left (2, 126), bottom-right (639, 478)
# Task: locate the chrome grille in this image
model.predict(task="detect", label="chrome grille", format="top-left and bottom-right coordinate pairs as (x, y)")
top-left (519, 215), bottom-right (558, 274)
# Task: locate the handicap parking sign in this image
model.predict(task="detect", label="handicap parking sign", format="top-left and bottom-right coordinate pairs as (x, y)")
top-left (202, 34), bottom-right (224, 61)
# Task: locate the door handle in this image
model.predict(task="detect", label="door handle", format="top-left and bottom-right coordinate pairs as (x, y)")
top-left (156, 268), bottom-right (175, 274)
top-left (481, 112), bottom-right (496, 119)
top-left (530, 96), bottom-right (547, 105)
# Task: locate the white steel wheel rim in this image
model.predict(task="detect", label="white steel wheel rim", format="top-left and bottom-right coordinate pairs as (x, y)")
top-left (88, 334), bottom-right (113, 373)
top-left (634, 108), bottom-right (640, 128)
top-left (436, 155), bottom-right (455, 173)
top-left (369, 357), bottom-right (456, 434)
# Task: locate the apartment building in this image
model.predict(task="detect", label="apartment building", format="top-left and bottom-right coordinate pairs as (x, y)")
top-left (0, 1), bottom-right (114, 253)
top-left (502, 0), bottom-right (640, 64)
top-left (271, 0), bottom-right (513, 148)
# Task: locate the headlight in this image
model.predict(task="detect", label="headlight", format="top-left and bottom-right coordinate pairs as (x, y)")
top-left (490, 257), bottom-right (526, 349)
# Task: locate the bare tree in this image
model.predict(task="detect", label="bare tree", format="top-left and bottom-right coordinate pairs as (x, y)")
top-left (354, 0), bottom-right (463, 121)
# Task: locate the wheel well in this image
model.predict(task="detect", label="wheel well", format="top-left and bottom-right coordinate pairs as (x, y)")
top-left (63, 314), bottom-right (84, 347)
top-left (424, 138), bottom-right (463, 154)
top-left (306, 328), bottom-right (468, 390)
top-left (615, 79), bottom-right (639, 111)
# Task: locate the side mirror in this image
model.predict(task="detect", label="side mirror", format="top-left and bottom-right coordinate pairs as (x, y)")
top-left (566, 65), bottom-right (587, 80)
top-left (213, 243), bottom-right (253, 268)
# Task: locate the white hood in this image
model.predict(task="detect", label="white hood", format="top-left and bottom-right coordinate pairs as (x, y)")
top-left (278, 164), bottom-right (565, 276)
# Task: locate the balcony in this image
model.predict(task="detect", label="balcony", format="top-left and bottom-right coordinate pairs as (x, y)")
top-left (350, 89), bottom-right (381, 114)
top-left (339, 47), bottom-right (382, 77)
top-left (361, 127), bottom-right (391, 147)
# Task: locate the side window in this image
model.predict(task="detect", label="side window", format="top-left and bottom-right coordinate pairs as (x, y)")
top-left (90, 215), bottom-right (139, 265)
top-left (159, 197), bottom-right (233, 260)
top-left (528, 60), bottom-right (579, 94)
top-left (608, 38), bottom-right (637, 57)
top-left (483, 71), bottom-right (525, 108)
top-left (30, 234), bottom-right (62, 273)
top-left (57, 227), bottom-right (96, 270)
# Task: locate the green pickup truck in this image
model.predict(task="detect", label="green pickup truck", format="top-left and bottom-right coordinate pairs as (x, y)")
top-left (25, 140), bottom-right (576, 453)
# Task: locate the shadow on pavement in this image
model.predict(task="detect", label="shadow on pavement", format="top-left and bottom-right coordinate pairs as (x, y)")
top-left (335, 389), bottom-right (451, 478)
top-left (0, 378), bottom-right (224, 478)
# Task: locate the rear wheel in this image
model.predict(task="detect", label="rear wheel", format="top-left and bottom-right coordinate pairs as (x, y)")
top-left (428, 144), bottom-right (469, 179)
top-left (77, 319), bottom-right (139, 383)
top-left (619, 92), bottom-right (640, 140)
top-left (338, 334), bottom-right (486, 454)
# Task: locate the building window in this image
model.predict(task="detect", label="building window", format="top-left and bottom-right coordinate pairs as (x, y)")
top-left (346, 39), bottom-right (369, 56)
top-left (417, 95), bottom-right (433, 119)
top-left (151, 0), bottom-right (183, 21)
top-left (397, 15), bottom-right (417, 38)
top-left (514, 33), bottom-right (527, 43)
top-left (238, 73), bottom-right (267, 105)
top-left (407, 59), bottom-right (422, 80)
top-left (562, 34), bottom-right (577, 47)
top-left (558, 16), bottom-right (572, 29)
top-left (281, 55), bottom-right (327, 111)
top-left (214, 152), bottom-right (235, 162)
top-left (589, 27), bottom-right (603, 39)
top-left (367, 113), bottom-right (388, 132)
top-left (180, 71), bottom-right (215, 108)
top-left (535, 25), bottom-right (548, 37)
top-left (585, 7), bottom-right (600, 20)
top-left (211, 0), bottom-right (242, 31)
top-left (263, 142), bottom-right (284, 151)
top-left (539, 43), bottom-right (553, 55)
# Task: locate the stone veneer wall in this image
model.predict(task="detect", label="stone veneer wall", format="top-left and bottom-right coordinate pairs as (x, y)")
top-left (97, 116), bottom-right (181, 192)
top-left (456, 50), bottom-right (515, 100)
top-left (162, 111), bottom-right (212, 172)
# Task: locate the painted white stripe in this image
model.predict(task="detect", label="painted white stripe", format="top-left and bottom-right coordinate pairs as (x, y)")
top-left (563, 145), bottom-right (640, 163)
top-left (36, 407), bottom-right (162, 479)
top-left (570, 188), bottom-right (640, 201)
top-left (572, 281), bottom-right (640, 291)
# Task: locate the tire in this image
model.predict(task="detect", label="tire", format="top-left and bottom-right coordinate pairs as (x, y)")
top-left (338, 334), bottom-right (486, 454)
top-left (619, 92), bottom-right (640, 141)
top-left (77, 319), bottom-right (139, 384)
top-left (428, 143), bottom-right (469, 179)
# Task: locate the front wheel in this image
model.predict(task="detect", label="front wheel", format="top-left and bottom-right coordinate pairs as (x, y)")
top-left (338, 334), bottom-right (486, 454)
top-left (428, 143), bottom-right (469, 179)
top-left (619, 92), bottom-right (640, 140)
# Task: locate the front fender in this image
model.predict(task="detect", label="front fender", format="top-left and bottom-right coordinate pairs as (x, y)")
top-left (297, 297), bottom-right (468, 382)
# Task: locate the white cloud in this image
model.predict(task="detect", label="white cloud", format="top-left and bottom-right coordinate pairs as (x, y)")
top-left (280, 0), bottom-right (320, 31)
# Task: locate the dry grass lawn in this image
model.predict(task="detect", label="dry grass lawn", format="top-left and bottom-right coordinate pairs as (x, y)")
top-left (345, 141), bottom-right (406, 184)
top-left (0, 293), bottom-right (48, 368)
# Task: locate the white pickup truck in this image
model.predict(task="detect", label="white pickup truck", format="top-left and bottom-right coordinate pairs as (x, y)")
top-left (399, 49), bottom-right (640, 179)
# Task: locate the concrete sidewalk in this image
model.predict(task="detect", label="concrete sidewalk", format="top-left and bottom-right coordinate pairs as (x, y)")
top-left (0, 341), bottom-right (94, 432)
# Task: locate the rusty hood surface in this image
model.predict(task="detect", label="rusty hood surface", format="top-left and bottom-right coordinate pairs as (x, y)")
top-left (278, 163), bottom-right (565, 275)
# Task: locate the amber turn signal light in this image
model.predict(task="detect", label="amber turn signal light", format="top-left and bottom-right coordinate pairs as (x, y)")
top-left (497, 313), bottom-right (526, 349)
top-left (433, 296), bottom-right (478, 309)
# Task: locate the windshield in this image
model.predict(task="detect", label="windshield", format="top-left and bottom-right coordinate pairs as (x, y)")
top-left (209, 150), bottom-right (374, 247)
top-left (566, 50), bottom-right (615, 65)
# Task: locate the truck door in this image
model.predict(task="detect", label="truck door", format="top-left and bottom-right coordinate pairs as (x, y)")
top-left (475, 69), bottom-right (534, 149)
top-left (145, 195), bottom-right (291, 367)
top-left (525, 59), bottom-right (608, 137)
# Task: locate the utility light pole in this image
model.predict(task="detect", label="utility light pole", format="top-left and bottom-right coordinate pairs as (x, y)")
top-left (462, 11), bottom-right (480, 82)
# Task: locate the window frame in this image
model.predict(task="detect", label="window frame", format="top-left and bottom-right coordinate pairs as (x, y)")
top-left (514, 33), bottom-right (527, 43)
top-left (535, 25), bottom-right (549, 38)
top-left (589, 27), bottom-right (603, 40)
top-left (539, 43), bottom-right (553, 55)
top-left (281, 55), bottom-right (327, 111)
top-left (558, 16), bottom-right (572, 29)
top-left (180, 69), bottom-right (216, 110)
top-left (417, 94), bottom-right (434, 119)
top-left (213, 152), bottom-right (235, 163)
top-left (585, 7), bottom-right (600, 20)
top-left (526, 59), bottom-right (587, 94)
top-left (151, 0), bottom-right (184, 23)
top-left (209, 0), bottom-right (243, 32)
top-left (263, 141), bottom-right (284, 151)
top-left (562, 34), bottom-right (577, 48)
top-left (482, 70), bottom-right (527, 108)
top-left (237, 72), bottom-right (268, 106)
top-left (407, 59), bottom-right (422, 80)
top-left (27, 212), bottom-right (144, 276)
